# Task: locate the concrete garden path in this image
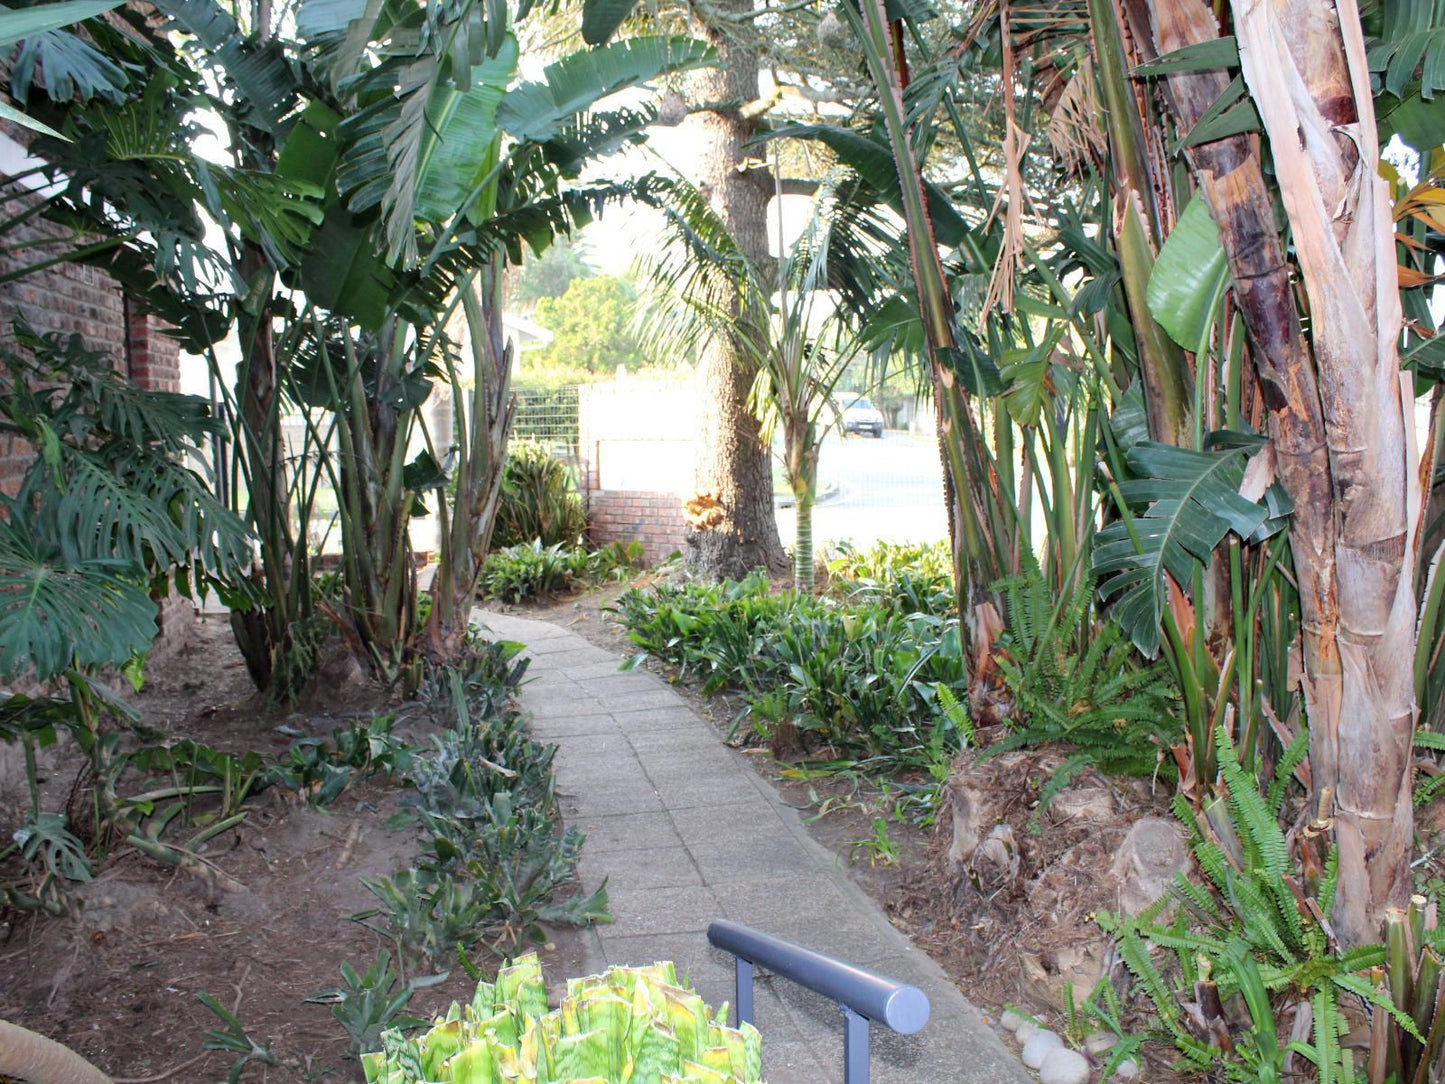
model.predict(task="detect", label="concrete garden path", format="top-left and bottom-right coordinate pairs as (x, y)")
top-left (476, 609), bottom-right (1031, 1084)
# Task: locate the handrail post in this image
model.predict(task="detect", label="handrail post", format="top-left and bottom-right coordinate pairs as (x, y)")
top-left (735, 956), bottom-right (755, 1026)
top-left (842, 1005), bottom-right (870, 1084)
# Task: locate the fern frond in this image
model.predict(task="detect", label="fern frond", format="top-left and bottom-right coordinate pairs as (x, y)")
top-left (1267, 728), bottom-right (1310, 815)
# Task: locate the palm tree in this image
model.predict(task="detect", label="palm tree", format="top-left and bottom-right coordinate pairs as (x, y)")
top-left (640, 174), bottom-right (864, 590)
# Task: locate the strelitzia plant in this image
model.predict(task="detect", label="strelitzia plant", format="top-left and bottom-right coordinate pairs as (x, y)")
top-left (363, 954), bottom-right (764, 1083)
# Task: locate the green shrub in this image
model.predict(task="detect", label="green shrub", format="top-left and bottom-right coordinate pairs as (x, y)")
top-left (491, 440), bottom-right (587, 549)
top-left (353, 642), bottom-right (607, 967)
top-left (612, 573), bottom-right (967, 768)
top-left (825, 540), bottom-right (955, 617)
top-left (1098, 728), bottom-right (1421, 1084)
top-left (481, 539), bottom-right (645, 603)
top-left (362, 954), bottom-right (763, 1083)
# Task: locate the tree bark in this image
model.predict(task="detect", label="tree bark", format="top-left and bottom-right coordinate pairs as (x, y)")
top-left (1153, 0), bottom-right (1419, 946)
top-left (683, 0), bottom-right (787, 580)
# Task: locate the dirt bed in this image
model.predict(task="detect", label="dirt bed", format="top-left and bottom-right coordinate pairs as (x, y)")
top-left (0, 616), bottom-right (596, 1083)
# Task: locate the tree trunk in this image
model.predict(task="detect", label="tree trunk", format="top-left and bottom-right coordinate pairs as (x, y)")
top-left (1156, 0), bottom-right (1419, 946)
top-left (683, 0), bottom-right (787, 581)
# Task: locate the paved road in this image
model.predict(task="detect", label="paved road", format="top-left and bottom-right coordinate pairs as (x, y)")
top-left (775, 431), bottom-right (949, 550)
top-left (475, 608), bottom-right (1031, 1084)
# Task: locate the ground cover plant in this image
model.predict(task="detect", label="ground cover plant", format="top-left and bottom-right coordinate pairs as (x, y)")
top-left (611, 559), bottom-right (967, 769)
top-left (481, 539), bottom-right (645, 604)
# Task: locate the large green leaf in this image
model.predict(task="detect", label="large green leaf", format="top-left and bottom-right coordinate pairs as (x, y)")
top-left (1093, 439), bottom-right (1269, 657)
top-left (496, 36), bottom-right (712, 144)
top-left (414, 35), bottom-right (518, 222)
top-left (581, 0), bottom-right (637, 45)
top-left (763, 124), bottom-right (968, 248)
top-left (0, 0), bottom-right (122, 48)
top-left (8, 15), bottom-right (129, 104)
top-left (278, 100), bottom-right (398, 326)
top-left (1371, 0), bottom-right (1445, 99)
top-left (1147, 197), bottom-right (1229, 353)
top-left (0, 526), bottom-right (156, 683)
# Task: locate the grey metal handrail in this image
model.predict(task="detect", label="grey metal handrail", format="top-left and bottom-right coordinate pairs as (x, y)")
top-left (706, 919), bottom-right (930, 1084)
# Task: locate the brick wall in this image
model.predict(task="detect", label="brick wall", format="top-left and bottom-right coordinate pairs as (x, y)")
top-left (0, 201), bottom-right (183, 500)
top-left (588, 488), bottom-right (689, 564)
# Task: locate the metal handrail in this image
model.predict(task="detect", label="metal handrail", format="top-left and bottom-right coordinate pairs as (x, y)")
top-left (706, 919), bottom-right (930, 1084)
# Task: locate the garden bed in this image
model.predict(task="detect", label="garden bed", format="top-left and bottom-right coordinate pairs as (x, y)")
top-left (0, 617), bottom-right (599, 1082)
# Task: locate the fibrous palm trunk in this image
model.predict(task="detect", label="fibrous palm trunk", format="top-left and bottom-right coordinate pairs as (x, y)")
top-left (683, 0), bottom-right (787, 581)
top-left (1152, 0), bottom-right (1418, 947)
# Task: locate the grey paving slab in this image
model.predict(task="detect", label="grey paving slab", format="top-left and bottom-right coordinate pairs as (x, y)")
top-left (614, 707), bottom-right (722, 733)
top-left (578, 845), bottom-right (702, 890)
top-left (569, 811), bottom-right (683, 853)
top-left (557, 785), bottom-right (665, 817)
top-left (472, 608), bottom-right (1031, 1084)
top-left (598, 883), bottom-right (724, 937)
top-left (689, 835), bottom-right (817, 884)
top-left (669, 801), bottom-right (798, 848)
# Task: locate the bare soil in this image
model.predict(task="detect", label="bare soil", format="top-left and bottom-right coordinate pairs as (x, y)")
top-left (0, 616), bottom-right (597, 1083)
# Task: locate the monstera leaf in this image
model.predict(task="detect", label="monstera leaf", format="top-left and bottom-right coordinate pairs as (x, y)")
top-left (0, 524), bottom-right (156, 683)
top-left (1094, 437), bottom-right (1271, 657)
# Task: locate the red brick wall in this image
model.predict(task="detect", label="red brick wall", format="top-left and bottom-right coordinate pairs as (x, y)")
top-left (587, 489), bottom-right (689, 564)
top-left (0, 201), bottom-right (183, 499)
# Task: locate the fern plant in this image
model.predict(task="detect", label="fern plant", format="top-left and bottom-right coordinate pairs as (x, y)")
top-left (1099, 727), bottom-right (1422, 1083)
top-left (982, 562), bottom-right (1179, 814)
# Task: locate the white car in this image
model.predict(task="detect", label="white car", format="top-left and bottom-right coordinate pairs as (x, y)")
top-left (840, 396), bottom-right (885, 438)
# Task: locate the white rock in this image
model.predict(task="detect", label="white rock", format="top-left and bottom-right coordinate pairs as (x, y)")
top-left (1085, 1031), bottom-right (1117, 1055)
top-left (1039, 1047), bottom-right (1090, 1084)
top-left (1022, 1029), bottom-right (1062, 1069)
top-left (1113, 1057), bottom-right (1139, 1081)
top-left (1000, 1010), bottom-right (1024, 1033)
top-left (1015, 1020), bottom-right (1037, 1043)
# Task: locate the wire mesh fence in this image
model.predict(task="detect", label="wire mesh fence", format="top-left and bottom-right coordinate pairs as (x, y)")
top-left (511, 384), bottom-right (580, 459)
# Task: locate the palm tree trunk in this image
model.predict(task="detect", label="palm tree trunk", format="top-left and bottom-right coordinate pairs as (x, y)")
top-left (682, 0), bottom-right (787, 581)
top-left (1155, 0), bottom-right (1418, 946)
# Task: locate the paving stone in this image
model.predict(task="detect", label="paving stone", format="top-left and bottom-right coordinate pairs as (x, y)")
top-left (596, 884), bottom-right (724, 937)
top-left (627, 728), bottom-right (731, 754)
top-left (558, 785), bottom-right (664, 817)
top-left (569, 811), bottom-right (682, 853)
top-left (554, 752), bottom-right (647, 789)
top-left (607, 688), bottom-right (696, 711)
top-left (615, 713), bottom-right (711, 737)
top-left (551, 735), bottom-right (633, 765)
top-left (527, 713), bottom-right (625, 740)
top-left (635, 746), bottom-right (747, 780)
top-left (578, 845), bottom-right (701, 890)
top-left (670, 802), bottom-right (799, 848)
top-left (650, 772), bottom-right (765, 810)
top-left (689, 834), bottom-right (816, 884)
